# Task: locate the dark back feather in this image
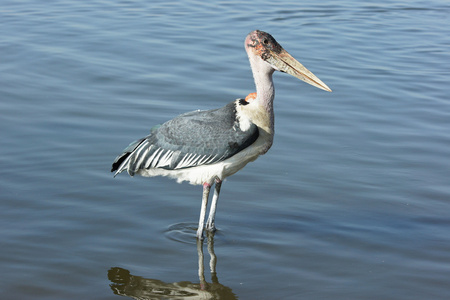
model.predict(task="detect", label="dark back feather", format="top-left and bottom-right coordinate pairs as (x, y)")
top-left (112, 100), bottom-right (259, 175)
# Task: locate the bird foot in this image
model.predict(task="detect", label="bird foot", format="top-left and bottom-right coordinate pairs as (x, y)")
top-left (205, 223), bottom-right (216, 232)
top-left (196, 230), bottom-right (204, 240)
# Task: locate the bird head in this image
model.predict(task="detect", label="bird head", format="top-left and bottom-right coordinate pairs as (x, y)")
top-left (245, 30), bottom-right (331, 92)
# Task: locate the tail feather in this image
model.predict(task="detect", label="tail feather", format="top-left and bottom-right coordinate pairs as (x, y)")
top-left (111, 138), bottom-right (146, 176)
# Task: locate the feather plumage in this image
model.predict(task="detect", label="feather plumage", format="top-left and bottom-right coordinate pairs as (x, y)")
top-left (111, 100), bottom-right (259, 177)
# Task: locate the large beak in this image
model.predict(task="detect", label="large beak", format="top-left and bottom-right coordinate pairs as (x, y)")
top-left (266, 49), bottom-right (332, 92)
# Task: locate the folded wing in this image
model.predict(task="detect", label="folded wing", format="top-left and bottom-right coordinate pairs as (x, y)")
top-left (111, 101), bottom-right (259, 176)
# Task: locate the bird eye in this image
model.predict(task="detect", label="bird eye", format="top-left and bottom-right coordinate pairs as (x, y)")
top-left (263, 39), bottom-right (268, 45)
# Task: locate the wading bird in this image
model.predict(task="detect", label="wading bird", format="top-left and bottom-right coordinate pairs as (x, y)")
top-left (111, 30), bottom-right (331, 239)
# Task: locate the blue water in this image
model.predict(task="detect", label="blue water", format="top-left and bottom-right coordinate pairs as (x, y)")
top-left (2, 0), bottom-right (450, 299)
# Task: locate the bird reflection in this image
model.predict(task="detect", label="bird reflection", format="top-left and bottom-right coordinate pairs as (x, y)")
top-left (108, 232), bottom-right (236, 299)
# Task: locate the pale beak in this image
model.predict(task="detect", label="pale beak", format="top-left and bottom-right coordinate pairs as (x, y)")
top-left (267, 48), bottom-right (332, 92)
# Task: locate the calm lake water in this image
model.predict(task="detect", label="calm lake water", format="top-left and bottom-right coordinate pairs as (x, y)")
top-left (2, 0), bottom-right (450, 299)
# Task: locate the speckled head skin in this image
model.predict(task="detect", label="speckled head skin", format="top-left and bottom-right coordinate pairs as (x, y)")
top-left (245, 30), bottom-right (332, 92)
top-left (245, 30), bottom-right (284, 61)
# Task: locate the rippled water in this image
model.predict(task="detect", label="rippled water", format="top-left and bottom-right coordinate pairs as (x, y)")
top-left (2, 0), bottom-right (450, 299)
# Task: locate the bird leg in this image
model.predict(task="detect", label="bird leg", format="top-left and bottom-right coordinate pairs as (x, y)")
top-left (205, 178), bottom-right (222, 232)
top-left (197, 182), bottom-right (212, 239)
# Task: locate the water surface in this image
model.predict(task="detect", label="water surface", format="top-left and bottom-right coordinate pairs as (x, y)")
top-left (1, 0), bottom-right (450, 299)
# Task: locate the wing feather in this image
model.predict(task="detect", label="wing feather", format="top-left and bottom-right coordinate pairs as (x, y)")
top-left (111, 100), bottom-right (259, 176)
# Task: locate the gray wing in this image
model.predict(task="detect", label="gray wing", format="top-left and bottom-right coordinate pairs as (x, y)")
top-left (111, 100), bottom-right (259, 176)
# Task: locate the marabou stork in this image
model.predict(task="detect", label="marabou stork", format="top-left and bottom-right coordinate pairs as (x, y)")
top-left (111, 30), bottom-right (331, 239)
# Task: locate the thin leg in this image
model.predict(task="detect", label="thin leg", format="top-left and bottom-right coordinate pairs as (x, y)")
top-left (206, 231), bottom-right (217, 278)
top-left (196, 238), bottom-right (206, 290)
top-left (206, 178), bottom-right (222, 232)
top-left (197, 182), bottom-right (211, 239)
